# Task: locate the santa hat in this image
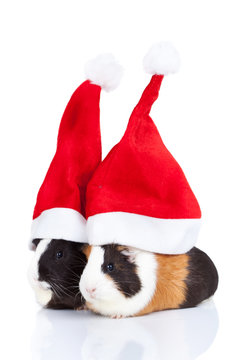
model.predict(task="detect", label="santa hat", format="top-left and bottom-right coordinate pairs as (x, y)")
top-left (30, 54), bottom-right (123, 249)
top-left (86, 42), bottom-right (201, 255)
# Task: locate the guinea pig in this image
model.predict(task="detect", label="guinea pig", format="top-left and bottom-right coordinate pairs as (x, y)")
top-left (28, 238), bottom-right (87, 309)
top-left (79, 245), bottom-right (218, 318)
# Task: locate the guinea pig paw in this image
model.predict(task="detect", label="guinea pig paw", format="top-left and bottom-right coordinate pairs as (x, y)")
top-left (110, 314), bottom-right (125, 319)
top-left (75, 306), bottom-right (83, 311)
top-left (75, 304), bottom-right (88, 311)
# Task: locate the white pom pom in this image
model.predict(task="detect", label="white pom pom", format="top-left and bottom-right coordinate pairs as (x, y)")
top-left (85, 53), bottom-right (123, 92)
top-left (143, 42), bottom-right (180, 75)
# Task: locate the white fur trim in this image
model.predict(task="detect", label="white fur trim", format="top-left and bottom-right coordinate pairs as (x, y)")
top-left (80, 246), bottom-right (158, 317)
top-left (143, 42), bottom-right (180, 75)
top-left (85, 53), bottom-right (123, 92)
top-left (30, 208), bottom-right (87, 249)
top-left (87, 212), bottom-right (201, 254)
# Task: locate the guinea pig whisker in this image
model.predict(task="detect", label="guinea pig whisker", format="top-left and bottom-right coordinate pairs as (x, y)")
top-left (48, 276), bottom-right (79, 287)
top-left (49, 281), bottom-right (63, 296)
top-left (69, 256), bottom-right (87, 265)
top-left (63, 286), bottom-right (78, 296)
top-left (68, 253), bottom-right (87, 261)
top-left (74, 290), bottom-right (81, 300)
top-left (48, 276), bottom-right (72, 284)
top-left (61, 253), bottom-right (87, 265)
top-left (73, 291), bottom-right (86, 308)
top-left (80, 294), bottom-right (84, 303)
top-left (57, 283), bottom-right (76, 297)
top-left (62, 263), bottom-right (82, 279)
top-left (48, 278), bottom-right (79, 296)
top-left (49, 281), bottom-right (74, 298)
top-left (66, 285), bottom-right (80, 290)
top-left (57, 287), bottom-right (73, 298)
top-left (48, 282), bottom-right (62, 299)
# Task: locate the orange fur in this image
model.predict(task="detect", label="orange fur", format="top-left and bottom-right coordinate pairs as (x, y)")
top-left (136, 253), bottom-right (189, 316)
top-left (83, 245), bottom-right (92, 259)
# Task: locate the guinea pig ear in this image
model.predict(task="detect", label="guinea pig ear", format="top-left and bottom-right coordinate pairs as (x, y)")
top-left (118, 246), bottom-right (140, 263)
top-left (32, 238), bottom-right (42, 249)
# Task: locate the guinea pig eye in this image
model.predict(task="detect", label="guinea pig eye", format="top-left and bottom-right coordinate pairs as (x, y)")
top-left (56, 251), bottom-right (63, 259)
top-left (107, 263), bottom-right (114, 272)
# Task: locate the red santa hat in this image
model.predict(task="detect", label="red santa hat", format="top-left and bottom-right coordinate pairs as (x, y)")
top-left (30, 54), bottom-right (123, 249)
top-left (86, 42), bottom-right (201, 255)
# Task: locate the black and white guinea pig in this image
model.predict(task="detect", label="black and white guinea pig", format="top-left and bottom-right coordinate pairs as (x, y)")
top-left (28, 238), bottom-right (87, 309)
top-left (79, 245), bottom-right (218, 318)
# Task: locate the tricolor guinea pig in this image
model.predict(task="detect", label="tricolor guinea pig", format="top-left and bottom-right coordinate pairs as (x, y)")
top-left (28, 239), bottom-right (87, 309)
top-left (79, 245), bottom-right (218, 318)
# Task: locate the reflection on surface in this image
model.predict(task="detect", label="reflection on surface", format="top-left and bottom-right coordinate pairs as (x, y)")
top-left (31, 300), bottom-right (218, 360)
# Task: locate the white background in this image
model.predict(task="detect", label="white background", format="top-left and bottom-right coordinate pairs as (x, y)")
top-left (0, 1), bottom-right (239, 359)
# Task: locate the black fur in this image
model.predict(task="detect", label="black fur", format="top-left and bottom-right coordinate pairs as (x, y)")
top-left (36, 239), bottom-right (87, 309)
top-left (32, 238), bottom-right (41, 248)
top-left (101, 244), bottom-right (141, 298)
top-left (180, 247), bottom-right (219, 308)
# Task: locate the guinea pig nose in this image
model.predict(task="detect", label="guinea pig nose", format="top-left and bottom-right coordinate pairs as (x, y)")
top-left (86, 287), bottom-right (96, 296)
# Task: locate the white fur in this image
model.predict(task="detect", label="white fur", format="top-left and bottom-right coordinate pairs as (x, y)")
top-left (87, 212), bottom-right (201, 254)
top-left (30, 208), bottom-right (87, 249)
top-left (143, 42), bottom-right (180, 75)
top-left (80, 246), bottom-right (158, 317)
top-left (85, 53), bottom-right (123, 92)
top-left (28, 238), bottom-right (53, 306)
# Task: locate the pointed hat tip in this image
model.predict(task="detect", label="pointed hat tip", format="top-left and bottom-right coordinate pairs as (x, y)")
top-left (143, 42), bottom-right (180, 76)
top-left (85, 53), bottom-right (124, 92)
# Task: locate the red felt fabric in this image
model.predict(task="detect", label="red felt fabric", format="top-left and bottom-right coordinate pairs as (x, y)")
top-left (86, 75), bottom-right (201, 220)
top-left (33, 80), bottom-right (101, 220)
